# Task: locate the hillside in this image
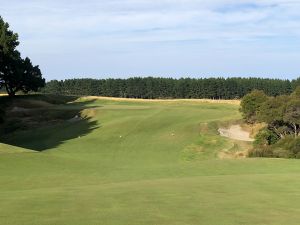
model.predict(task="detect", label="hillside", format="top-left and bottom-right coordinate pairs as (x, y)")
top-left (1, 96), bottom-right (300, 225)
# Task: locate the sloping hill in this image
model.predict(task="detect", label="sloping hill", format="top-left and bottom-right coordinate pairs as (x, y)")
top-left (1, 96), bottom-right (300, 225)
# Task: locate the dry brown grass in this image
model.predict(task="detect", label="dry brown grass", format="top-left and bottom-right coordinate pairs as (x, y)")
top-left (81, 108), bottom-right (98, 118)
top-left (218, 150), bottom-right (248, 159)
top-left (241, 123), bottom-right (266, 138)
top-left (218, 139), bottom-right (251, 159)
top-left (83, 96), bottom-right (241, 105)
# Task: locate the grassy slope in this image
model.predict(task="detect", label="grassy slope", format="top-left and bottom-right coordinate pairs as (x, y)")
top-left (1, 98), bottom-right (300, 225)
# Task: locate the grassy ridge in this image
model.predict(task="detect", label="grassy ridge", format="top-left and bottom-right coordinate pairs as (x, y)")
top-left (1, 98), bottom-right (300, 225)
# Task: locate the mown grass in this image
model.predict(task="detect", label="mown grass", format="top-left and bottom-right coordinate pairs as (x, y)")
top-left (1, 97), bottom-right (300, 225)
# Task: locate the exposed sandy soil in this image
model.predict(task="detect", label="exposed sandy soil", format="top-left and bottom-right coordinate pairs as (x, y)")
top-left (218, 125), bottom-right (254, 142)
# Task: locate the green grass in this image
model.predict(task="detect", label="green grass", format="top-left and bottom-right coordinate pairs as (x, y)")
top-left (1, 98), bottom-right (300, 225)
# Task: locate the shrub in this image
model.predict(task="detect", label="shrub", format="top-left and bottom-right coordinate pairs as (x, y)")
top-left (240, 90), bottom-right (268, 123)
top-left (272, 148), bottom-right (293, 158)
top-left (286, 137), bottom-right (300, 156)
top-left (250, 133), bottom-right (300, 158)
top-left (248, 147), bottom-right (274, 158)
top-left (254, 128), bottom-right (279, 147)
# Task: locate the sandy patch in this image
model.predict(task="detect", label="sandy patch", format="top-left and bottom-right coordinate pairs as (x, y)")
top-left (218, 125), bottom-right (254, 142)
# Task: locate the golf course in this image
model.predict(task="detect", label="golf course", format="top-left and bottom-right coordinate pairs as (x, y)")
top-left (1, 97), bottom-right (300, 225)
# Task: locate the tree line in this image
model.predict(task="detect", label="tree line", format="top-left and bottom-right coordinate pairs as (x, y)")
top-left (43, 77), bottom-right (297, 99)
top-left (241, 88), bottom-right (300, 158)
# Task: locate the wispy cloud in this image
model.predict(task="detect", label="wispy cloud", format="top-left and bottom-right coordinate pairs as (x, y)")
top-left (1, 0), bottom-right (300, 79)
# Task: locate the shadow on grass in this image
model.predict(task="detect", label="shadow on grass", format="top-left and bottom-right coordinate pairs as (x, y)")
top-left (0, 95), bottom-right (100, 151)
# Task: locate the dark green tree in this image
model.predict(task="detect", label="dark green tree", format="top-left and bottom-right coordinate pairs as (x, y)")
top-left (42, 77), bottom-right (297, 100)
top-left (258, 95), bottom-right (289, 138)
top-left (240, 90), bottom-right (268, 123)
top-left (0, 16), bottom-right (45, 96)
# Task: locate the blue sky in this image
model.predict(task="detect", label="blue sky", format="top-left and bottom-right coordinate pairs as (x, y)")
top-left (1, 0), bottom-right (300, 80)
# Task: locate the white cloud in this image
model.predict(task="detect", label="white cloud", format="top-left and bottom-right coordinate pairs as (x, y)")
top-left (2, 0), bottom-right (299, 39)
top-left (1, 0), bottom-right (300, 79)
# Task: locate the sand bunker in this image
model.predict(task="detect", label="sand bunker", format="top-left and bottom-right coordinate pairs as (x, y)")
top-left (218, 125), bottom-right (254, 142)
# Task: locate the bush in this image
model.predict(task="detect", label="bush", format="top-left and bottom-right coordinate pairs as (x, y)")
top-left (272, 148), bottom-right (293, 158)
top-left (250, 133), bottom-right (300, 158)
top-left (240, 90), bottom-right (268, 123)
top-left (283, 137), bottom-right (300, 156)
top-left (268, 137), bottom-right (300, 158)
top-left (248, 147), bottom-right (274, 158)
top-left (254, 128), bottom-right (279, 147)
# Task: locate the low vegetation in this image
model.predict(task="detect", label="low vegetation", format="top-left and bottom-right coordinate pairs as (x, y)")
top-left (241, 87), bottom-right (300, 158)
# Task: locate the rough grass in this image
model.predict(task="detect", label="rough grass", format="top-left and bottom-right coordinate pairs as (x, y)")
top-left (1, 97), bottom-right (300, 225)
top-left (83, 96), bottom-right (241, 105)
